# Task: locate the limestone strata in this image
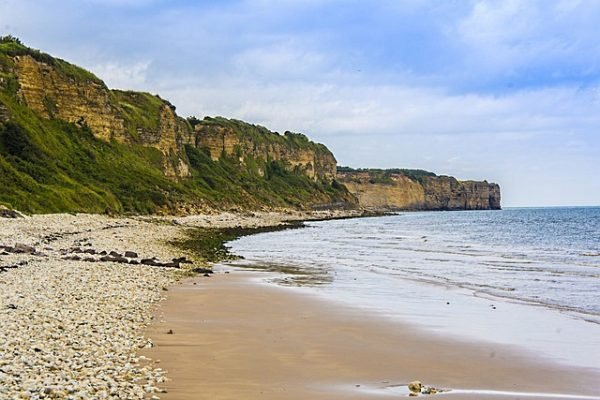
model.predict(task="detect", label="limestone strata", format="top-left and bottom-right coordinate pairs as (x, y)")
top-left (12, 55), bottom-right (192, 178)
top-left (194, 120), bottom-right (337, 181)
top-left (337, 171), bottom-right (501, 211)
top-left (14, 55), bottom-right (125, 142)
top-left (11, 55), bottom-right (338, 182)
top-left (341, 173), bottom-right (426, 210)
top-left (421, 176), bottom-right (501, 210)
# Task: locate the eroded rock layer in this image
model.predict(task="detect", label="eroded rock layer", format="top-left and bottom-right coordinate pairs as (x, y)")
top-left (194, 117), bottom-right (337, 182)
top-left (0, 39), bottom-right (354, 212)
top-left (337, 169), bottom-right (501, 211)
top-left (8, 53), bottom-right (337, 183)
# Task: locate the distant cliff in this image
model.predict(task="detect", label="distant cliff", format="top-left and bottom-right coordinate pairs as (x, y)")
top-left (337, 168), bottom-right (501, 211)
top-left (0, 37), bottom-right (355, 213)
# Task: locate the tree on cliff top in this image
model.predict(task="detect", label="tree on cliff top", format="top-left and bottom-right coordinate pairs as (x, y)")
top-left (0, 35), bottom-right (22, 45)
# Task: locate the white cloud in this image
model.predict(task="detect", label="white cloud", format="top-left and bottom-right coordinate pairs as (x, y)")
top-left (455, 0), bottom-right (600, 75)
top-left (233, 43), bottom-right (331, 80)
top-left (161, 76), bottom-right (600, 140)
top-left (90, 61), bottom-right (151, 90)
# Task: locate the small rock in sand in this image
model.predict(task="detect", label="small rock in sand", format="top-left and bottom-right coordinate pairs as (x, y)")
top-left (13, 243), bottom-right (36, 254)
top-left (408, 381), bottom-right (422, 394)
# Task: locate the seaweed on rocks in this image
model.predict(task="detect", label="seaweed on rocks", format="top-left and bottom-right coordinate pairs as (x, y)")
top-left (172, 222), bottom-right (304, 266)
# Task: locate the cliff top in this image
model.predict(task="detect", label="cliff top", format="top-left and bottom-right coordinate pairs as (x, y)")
top-left (337, 166), bottom-right (437, 184)
top-left (0, 36), bottom-right (103, 86)
top-left (194, 116), bottom-right (332, 155)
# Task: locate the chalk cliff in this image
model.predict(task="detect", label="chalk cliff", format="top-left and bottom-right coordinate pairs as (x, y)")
top-left (337, 168), bottom-right (501, 211)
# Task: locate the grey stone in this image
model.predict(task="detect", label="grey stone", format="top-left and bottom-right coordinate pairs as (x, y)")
top-left (13, 243), bottom-right (36, 254)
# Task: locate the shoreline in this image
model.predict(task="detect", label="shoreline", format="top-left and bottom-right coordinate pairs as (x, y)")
top-left (224, 213), bottom-right (600, 371)
top-left (141, 270), bottom-right (600, 399)
top-left (2, 210), bottom-right (599, 399)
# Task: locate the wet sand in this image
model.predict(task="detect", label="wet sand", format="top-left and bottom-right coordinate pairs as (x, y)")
top-left (141, 271), bottom-right (600, 400)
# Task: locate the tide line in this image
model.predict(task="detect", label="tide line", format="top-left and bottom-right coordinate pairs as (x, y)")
top-left (450, 389), bottom-right (600, 399)
top-left (382, 386), bottom-right (600, 399)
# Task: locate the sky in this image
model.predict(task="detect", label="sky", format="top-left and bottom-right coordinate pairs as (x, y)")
top-left (1, 0), bottom-right (599, 207)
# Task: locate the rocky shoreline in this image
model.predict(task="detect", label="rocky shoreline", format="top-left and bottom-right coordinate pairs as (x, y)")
top-left (0, 210), bottom-right (361, 399)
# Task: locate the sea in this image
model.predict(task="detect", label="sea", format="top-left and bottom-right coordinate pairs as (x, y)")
top-left (221, 207), bottom-right (600, 371)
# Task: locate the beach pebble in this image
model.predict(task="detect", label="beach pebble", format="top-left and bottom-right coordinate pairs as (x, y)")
top-left (11, 243), bottom-right (36, 254)
top-left (408, 381), bottom-right (422, 393)
top-left (0, 244), bottom-right (177, 397)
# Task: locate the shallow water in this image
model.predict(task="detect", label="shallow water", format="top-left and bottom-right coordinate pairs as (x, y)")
top-left (223, 207), bottom-right (600, 370)
top-left (356, 383), bottom-right (600, 399)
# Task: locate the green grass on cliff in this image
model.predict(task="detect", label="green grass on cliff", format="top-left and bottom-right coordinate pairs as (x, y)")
top-left (0, 94), bottom-right (352, 214)
top-left (198, 116), bottom-right (332, 154)
top-left (184, 145), bottom-right (350, 209)
top-left (0, 97), bottom-right (351, 213)
top-left (0, 93), bottom-right (182, 213)
top-left (337, 166), bottom-right (437, 184)
top-left (113, 90), bottom-right (181, 141)
top-left (0, 37), bottom-right (354, 214)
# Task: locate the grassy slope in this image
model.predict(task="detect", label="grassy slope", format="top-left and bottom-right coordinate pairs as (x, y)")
top-left (0, 93), bottom-right (183, 213)
top-left (0, 38), bottom-right (353, 214)
top-left (198, 116), bottom-right (331, 154)
top-left (337, 166), bottom-right (437, 184)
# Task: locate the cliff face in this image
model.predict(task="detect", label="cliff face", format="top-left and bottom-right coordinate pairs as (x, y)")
top-left (7, 53), bottom-right (335, 183)
top-left (340, 172), bottom-right (426, 209)
top-left (0, 39), bottom-right (354, 213)
top-left (337, 169), bottom-right (501, 211)
top-left (11, 55), bottom-right (192, 178)
top-left (14, 55), bottom-right (126, 141)
top-left (421, 176), bottom-right (501, 210)
top-left (1, 39), bottom-right (500, 214)
top-left (194, 117), bottom-right (337, 182)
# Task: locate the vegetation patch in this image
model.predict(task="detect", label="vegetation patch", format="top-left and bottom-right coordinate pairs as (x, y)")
top-left (337, 166), bottom-right (437, 184)
top-left (172, 223), bottom-right (304, 266)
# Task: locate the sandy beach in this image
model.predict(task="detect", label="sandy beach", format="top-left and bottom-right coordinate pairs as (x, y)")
top-left (2, 211), bottom-right (599, 399)
top-left (142, 270), bottom-right (600, 400)
top-left (0, 210), bottom-right (354, 399)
